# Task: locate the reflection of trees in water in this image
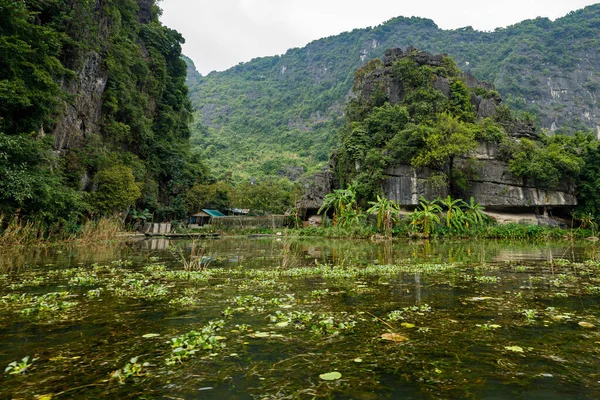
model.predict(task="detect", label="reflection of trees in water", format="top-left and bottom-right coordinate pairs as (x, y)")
top-left (3, 237), bottom-right (595, 276)
top-left (0, 241), bottom-right (133, 274)
top-left (491, 242), bottom-right (588, 263)
top-left (584, 243), bottom-right (600, 261)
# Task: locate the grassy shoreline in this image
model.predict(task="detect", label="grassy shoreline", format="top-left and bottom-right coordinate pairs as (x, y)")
top-left (1, 217), bottom-right (595, 247)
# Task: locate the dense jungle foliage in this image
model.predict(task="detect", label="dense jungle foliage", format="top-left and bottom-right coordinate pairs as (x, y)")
top-left (188, 4), bottom-right (600, 182)
top-left (333, 50), bottom-right (600, 224)
top-left (0, 0), bottom-right (204, 231)
top-left (335, 54), bottom-right (488, 201)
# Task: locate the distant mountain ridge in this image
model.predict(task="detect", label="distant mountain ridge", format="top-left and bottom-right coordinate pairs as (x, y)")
top-left (186, 4), bottom-right (600, 180)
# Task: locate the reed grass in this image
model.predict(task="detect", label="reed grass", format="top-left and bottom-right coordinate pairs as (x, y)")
top-left (0, 215), bottom-right (124, 246)
top-left (76, 218), bottom-right (123, 243)
top-left (0, 215), bottom-right (47, 246)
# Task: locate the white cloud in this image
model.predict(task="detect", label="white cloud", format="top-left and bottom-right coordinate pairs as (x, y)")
top-left (159, 0), bottom-right (598, 75)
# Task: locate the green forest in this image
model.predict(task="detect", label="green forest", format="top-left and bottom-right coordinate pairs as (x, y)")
top-left (0, 0), bottom-right (202, 234)
top-left (188, 4), bottom-right (600, 184)
top-left (3, 1), bottom-right (600, 239)
top-left (332, 49), bottom-right (600, 227)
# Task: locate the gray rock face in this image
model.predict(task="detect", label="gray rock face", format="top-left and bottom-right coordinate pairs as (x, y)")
top-left (460, 72), bottom-right (494, 92)
top-left (382, 143), bottom-right (577, 209)
top-left (137, 0), bottom-right (153, 23)
top-left (382, 165), bottom-right (447, 204)
top-left (296, 171), bottom-right (334, 211)
top-left (494, 50), bottom-right (600, 136)
top-left (53, 52), bottom-right (108, 152)
top-left (499, 120), bottom-right (538, 139)
top-left (52, 0), bottom-right (153, 154)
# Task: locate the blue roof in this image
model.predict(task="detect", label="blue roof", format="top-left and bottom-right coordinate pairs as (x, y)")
top-left (202, 209), bottom-right (226, 217)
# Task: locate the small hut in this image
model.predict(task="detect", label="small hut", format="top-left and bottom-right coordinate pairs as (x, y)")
top-left (189, 209), bottom-right (226, 228)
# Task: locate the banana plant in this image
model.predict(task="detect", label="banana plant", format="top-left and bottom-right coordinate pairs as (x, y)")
top-left (318, 186), bottom-right (358, 226)
top-left (463, 197), bottom-right (488, 228)
top-left (367, 195), bottom-right (400, 235)
top-left (410, 196), bottom-right (442, 238)
top-left (439, 195), bottom-right (467, 230)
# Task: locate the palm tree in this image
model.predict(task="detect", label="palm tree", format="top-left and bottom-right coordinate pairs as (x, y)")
top-left (410, 196), bottom-right (442, 238)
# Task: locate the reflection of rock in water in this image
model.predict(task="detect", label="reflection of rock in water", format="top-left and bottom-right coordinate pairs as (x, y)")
top-left (141, 238), bottom-right (170, 251)
top-left (415, 273), bottom-right (422, 305)
top-left (492, 247), bottom-right (575, 263)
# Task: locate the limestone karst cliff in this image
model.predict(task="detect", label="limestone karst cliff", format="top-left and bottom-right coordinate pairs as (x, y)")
top-left (0, 0), bottom-right (198, 222)
top-left (188, 5), bottom-right (600, 182)
top-left (323, 48), bottom-right (579, 215)
top-left (374, 49), bottom-right (576, 210)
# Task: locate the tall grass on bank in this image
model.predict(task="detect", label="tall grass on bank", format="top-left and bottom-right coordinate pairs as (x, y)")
top-left (0, 215), bottom-right (47, 246)
top-left (76, 218), bottom-right (123, 243)
top-left (0, 215), bottom-right (123, 246)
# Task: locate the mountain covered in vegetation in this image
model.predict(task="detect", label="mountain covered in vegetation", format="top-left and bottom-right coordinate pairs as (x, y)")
top-left (0, 0), bottom-right (203, 229)
top-left (333, 47), bottom-right (582, 210)
top-left (187, 4), bottom-right (600, 181)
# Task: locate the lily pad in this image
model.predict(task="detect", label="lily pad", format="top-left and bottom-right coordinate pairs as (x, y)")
top-left (319, 371), bottom-right (342, 381)
top-left (380, 333), bottom-right (409, 342)
top-left (505, 345), bottom-right (524, 353)
top-left (142, 333), bottom-right (160, 339)
top-left (578, 321), bottom-right (595, 328)
top-left (275, 321), bottom-right (289, 328)
top-left (353, 358), bottom-right (363, 363)
top-left (467, 297), bottom-right (496, 301)
top-left (401, 322), bottom-right (416, 328)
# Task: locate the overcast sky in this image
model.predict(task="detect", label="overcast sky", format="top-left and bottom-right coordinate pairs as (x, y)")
top-left (159, 0), bottom-right (598, 75)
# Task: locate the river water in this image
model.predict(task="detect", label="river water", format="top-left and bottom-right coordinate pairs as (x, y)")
top-left (1, 237), bottom-right (599, 399)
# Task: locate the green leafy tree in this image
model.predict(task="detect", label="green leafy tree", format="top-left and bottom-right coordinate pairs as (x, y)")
top-left (185, 182), bottom-right (232, 214)
top-left (0, 0), bottom-right (69, 135)
top-left (411, 113), bottom-right (478, 192)
top-left (230, 178), bottom-right (300, 215)
top-left (91, 165), bottom-right (141, 216)
top-left (507, 133), bottom-right (588, 188)
top-left (0, 132), bottom-right (86, 226)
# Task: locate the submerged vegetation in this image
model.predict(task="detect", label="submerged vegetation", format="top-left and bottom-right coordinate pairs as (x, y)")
top-left (1, 238), bottom-right (600, 398)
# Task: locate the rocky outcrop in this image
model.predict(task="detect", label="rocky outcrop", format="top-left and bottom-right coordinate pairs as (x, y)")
top-left (371, 48), bottom-right (576, 211)
top-left (382, 165), bottom-right (448, 204)
top-left (361, 48), bottom-right (502, 121)
top-left (53, 52), bottom-right (108, 152)
top-left (52, 0), bottom-right (153, 154)
top-left (137, 0), bottom-right (153, 23)
top-left (296, 170), bottom-right (334, 214)
top-left (382, 143), bottom-right (577, 209)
